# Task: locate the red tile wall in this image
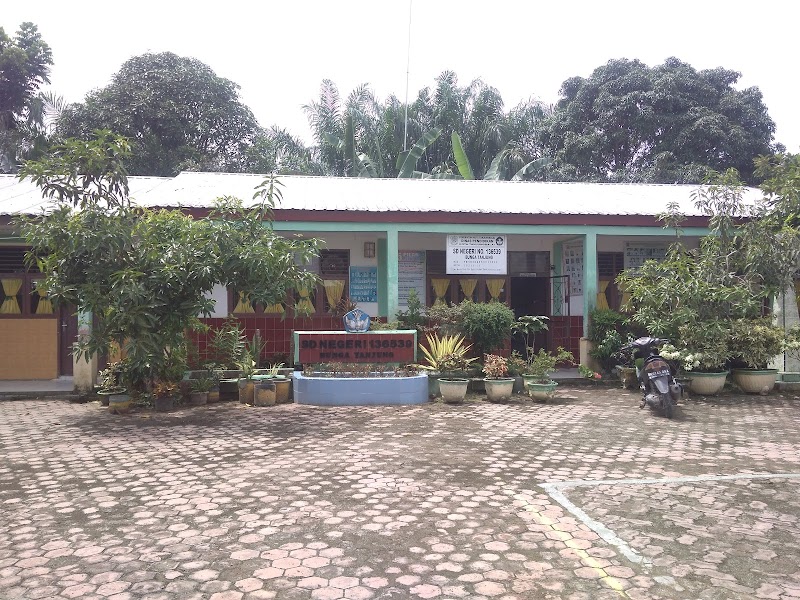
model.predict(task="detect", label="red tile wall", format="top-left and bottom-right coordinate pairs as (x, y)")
top-left (190, 314), bottom-right (584, 368)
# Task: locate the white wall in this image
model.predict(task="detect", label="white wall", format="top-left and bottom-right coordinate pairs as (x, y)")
top-left (204, 284), bottom-right (229, 318)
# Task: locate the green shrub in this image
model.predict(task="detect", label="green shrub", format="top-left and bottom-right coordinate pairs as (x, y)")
top-left (425, 301), bottom-right (466, 336)
top-left (587, 308), bottom-right (629, 344)
top-left (460, 301), bottom-right (516, 357)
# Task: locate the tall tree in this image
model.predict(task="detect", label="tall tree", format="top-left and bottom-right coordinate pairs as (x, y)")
top-left (304, 72), bottom-right (550, 179)
top-left (0, 22), bottom-right (53, 172)
top-left (55, 52), bottom-right (262, 176)
top-left (540, 57), bottom-right (778, 184)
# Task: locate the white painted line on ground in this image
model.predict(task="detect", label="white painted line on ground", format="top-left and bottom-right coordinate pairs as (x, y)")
top-left (540, 473), bottom-right (800, 571)
top-left (540, 483), bottom-right (652, 568)
top-left (551, 472), bottom-right (800, 489)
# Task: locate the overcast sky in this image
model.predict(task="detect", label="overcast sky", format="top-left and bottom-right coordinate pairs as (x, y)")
top-left (4, 0), bottom-right (799, 152)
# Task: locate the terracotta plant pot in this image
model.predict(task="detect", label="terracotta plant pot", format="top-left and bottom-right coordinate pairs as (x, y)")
top-left (273, 377), bottom-right (291, 404)
top-left (254, 381), bottom-right (277, 406)
top-left (238, 379), bottom-right (255, 404)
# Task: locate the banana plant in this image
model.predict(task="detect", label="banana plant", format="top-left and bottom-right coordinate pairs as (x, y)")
top-left (452, 131), bottom-right (552, 180)
top-left (396, 128), bottom-right (443, 178)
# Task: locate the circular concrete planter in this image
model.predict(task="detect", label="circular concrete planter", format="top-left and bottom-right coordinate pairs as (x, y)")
top-left (293, 372), bottom-right (428, 406)
top-left (731, 369), bottom-right (778, 394)
top-left (108, 393), bottom-right (131, 414)
top-left (526, 380), bottom-right (558, 401)
top-left (484, 378), bottom-right (515, 402)
top-left (437, 378), bottom-right (470, 404)
top-left (687, 371), bottom-right (728, 396)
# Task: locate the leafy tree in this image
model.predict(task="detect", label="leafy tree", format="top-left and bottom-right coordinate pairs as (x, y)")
top-left (55, 52), bottom-right (263, 176)
top-left (17, 132), bottom-right (320, 391)
top-left (541, 57), bottom-right (779, 184)
top-left (0, 22), bottom-right (53, 172)
top-left (619, 166), bottom-right (800, 369)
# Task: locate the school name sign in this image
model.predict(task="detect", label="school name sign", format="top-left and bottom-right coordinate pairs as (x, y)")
top-left (446, 234), bottom-right (507, 275)
top-left (293, 331), bottom-right (417, 364)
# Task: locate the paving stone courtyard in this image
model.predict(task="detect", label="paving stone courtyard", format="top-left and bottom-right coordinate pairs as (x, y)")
top-left (1, 387), bottom-right (799, 600)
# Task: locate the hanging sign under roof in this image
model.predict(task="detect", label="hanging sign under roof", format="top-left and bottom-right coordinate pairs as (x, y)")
top-left (446, 234), bottom-right (507, 275)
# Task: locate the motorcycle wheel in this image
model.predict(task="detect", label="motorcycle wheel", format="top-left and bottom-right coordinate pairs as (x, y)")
top-left (663, 396), bottom-right (674, 419)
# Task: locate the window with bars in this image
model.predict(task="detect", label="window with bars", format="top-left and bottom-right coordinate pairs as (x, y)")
top-left (0, 247), bottom-right (54, 317)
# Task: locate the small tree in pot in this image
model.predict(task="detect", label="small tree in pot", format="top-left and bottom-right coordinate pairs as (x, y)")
top-left (523, 347), bottom-right (575, 400)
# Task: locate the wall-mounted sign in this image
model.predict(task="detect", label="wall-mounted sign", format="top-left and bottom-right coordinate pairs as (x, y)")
top-left (563, 241), bottom-right (584, 296)
top-left (295, 331), bottom-right (416, 363)
top-left (349, 266), bottom-right (378, 303)
top-left (446, 234), bottom-right (507, 275)
top-left (398, 250), bottom-right (426, 308)
top-left (624, 243), bottom-right (669, 272)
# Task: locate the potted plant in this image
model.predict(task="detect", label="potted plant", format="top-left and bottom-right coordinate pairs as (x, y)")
top-left (783, 325), bottom-right (800, 382)
top-left (482, 354), bottom-right (515, 402)
top-left (236, 355), bottom-right (257, 404)
top-left (461, 301), bottom-right (516, 358)
top-left (728, 318), bottom-right (784, 394)
top-left (660, 322), bottom-right (730, 395)
top-left (97, 361), bottom-right (131, 412)
top-left (190, 377), bottom-right (214, 406)
top-left (267, 363), bottom-right (291, 404)
top-left (512, 315), bottom-right (550, 363)
top-left (152, 380), bottom-right (179, 412)
top-left (416, 333), bottom-right (476, 400)
top-left (523, 347), bottom-right (574, 400)
top-left (578, 364), bottom-right (602, 383)
top-left (506, 350), bottom-right (528, 395)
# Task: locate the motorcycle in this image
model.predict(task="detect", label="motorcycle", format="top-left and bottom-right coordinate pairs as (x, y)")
top-left (621, 337), bottom-right (683, 418)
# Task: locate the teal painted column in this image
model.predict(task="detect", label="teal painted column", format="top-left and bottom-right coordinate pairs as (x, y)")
top-left (386, 228), bottom-right (399, 320)
top-left (582, 232), bottom-right (598, 336)
top-left (377, 239), bottom-right (387, 317)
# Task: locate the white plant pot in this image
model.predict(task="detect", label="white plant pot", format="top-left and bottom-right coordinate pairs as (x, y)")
top-left (439, 378), bottom-right (469, 404)
top-left (484, 378), bottom-right (515, 402)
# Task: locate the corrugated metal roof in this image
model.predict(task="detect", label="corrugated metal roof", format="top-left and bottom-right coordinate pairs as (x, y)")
top-left (0, 172), bottom-right (764, 217)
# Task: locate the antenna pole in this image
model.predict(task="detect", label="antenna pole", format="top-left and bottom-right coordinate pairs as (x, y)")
top-left (403, 0), bottom-right (412, 152)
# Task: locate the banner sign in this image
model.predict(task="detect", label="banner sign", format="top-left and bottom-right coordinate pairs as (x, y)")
top-left (398, 250), bottom-right (426, 308)
top-left (624, 243), bottom-right (669, 272)
top-left (446, 234), bottom-right (507, 275)
top-left (294, 331), bottom-right (417, 364)
top-left (349, 266), bottom-right (378, 303)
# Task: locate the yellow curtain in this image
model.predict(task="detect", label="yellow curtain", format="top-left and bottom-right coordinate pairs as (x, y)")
top-left (323, 279), bottom-right (345, 312)
top-left (264, 302), bottom-right (285, 314)
top-left (431, 278), bottom-right (450, 305)
top-left (0, 278), bottom-right (22, 314)
top-left (296, 285), bottom-right (316, 313)
top-left (596, 280), bottom-right (610, 310)
top-left (459, 278), bottom-right (477, 301)
top-left (233, 292), bottom-right (255, 313)
top-left (486, 278), bottom-right (505, 302)
top-left (35, 285), bottom-right (53, 315)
